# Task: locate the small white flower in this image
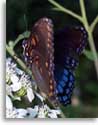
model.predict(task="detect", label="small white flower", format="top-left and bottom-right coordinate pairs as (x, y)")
top-left (26, 107), bottom-right (38, 118)
top-left (10, 73), bottom-right (34, 102)
top-left (6, 108), bottom-right (27, 118)
top-left (35, 93), bottom-right (45, 102)
top-left (44, 104), bottom-right (50, 111)
top-left (6, 84), bottom-right (13, 96)
top-left (6, 58), bottom-right (17, 82)
top-left (48, 109), bottom-right (61, 118)
top-left (6, 95), bottom-right (17, 118)
top-left (6, 96), bottom-right (27, 118)
top-left (38, 107), bottom-right (47, 118)
top-left (37, 105), bottom-right (49, 118)
top-left (6, 95), bottom-right (13, 110)
top-left (6, 109), bottom-right (16, 118)
top-left (15, 108), bottom-right (27, 118)
top-left (10, 74), bottom-right (19, 85)
top-left (10, 74), bottom-right (22, 91)
top-left (6, 84), bottom-right (21, 100)
top-left (37, 104), bottom-right (61, 118)
top-left (48, 112), bottom-right (58, 118)
top-left (27, 88), bottom-right (34, 102)
top-left (6, 58), bottom-right (35, 102)
top-left (18, 74), bottom-right (35, 102)
top-left (15, 68), bottom-right (24, 75)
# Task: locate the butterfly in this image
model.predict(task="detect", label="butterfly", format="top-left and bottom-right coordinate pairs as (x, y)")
top-left (54, 26), bottom-right (87, 105)
top-left (22, 17), bottom-right (87, 106)
top-left (22, 18), bottom-right (57, 105)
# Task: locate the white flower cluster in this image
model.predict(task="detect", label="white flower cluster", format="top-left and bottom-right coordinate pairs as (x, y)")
top-left (6, 58), bottom-right (61, 118)
top-left (6, 58), bottom-right (35, 102)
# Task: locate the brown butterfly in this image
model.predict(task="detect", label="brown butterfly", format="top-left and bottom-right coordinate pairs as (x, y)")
top-left (22, 17), bottom-right (57, 105)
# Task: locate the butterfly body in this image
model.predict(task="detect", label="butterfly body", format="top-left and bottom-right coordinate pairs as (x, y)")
top-left (22, 17), bottom-right (87, 106)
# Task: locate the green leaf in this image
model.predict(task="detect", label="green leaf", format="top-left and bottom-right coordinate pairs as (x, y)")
top-left (85, 83), bottom-right (98, 96)
top-left (83, 50), bottom-right (98, 61)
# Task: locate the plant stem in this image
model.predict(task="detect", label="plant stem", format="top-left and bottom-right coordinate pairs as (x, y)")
top-left (48, 0), bottom-right (83, 22)
top-left (88, 32), bottom-right (98, 77)
top-left (90, 16), bottom-right (98, 33)
top-left (6, 45), bottom-right (33, 77)
top-left (80, 0), bottom-right (98, 78)
top-left (13, 31), bottom-right (30, 48)
top-left (79, 0), bottom-right (89, 30)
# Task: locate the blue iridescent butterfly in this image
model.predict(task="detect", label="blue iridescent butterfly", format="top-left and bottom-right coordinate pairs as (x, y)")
top-left (22, 17), bottom-right (87, 106)
top-left (54, 27), bottom-right (87, 105)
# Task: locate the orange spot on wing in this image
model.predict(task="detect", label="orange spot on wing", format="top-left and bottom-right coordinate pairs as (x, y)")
top-left (47, 43), bottom-right (50, 48)
top-left (50, 79), bottom-right (53, 84)
top-left (48, 92), bottom-right (53, 97)
top-left (35, 60), bottom-right (39, 65)
top-left (48, 71), bottom-right (51, 77)
top-left (34, 34), bottom-right (39, 42)
top-left (50, 85), bottom-right (53, 90)
top-left (32, 37), bottom-right (36, 46)
top-left (45, 62), bottom-right (48, 68)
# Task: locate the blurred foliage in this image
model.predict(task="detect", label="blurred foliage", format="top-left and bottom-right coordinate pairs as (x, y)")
top-left (6, 0), bottom-right (98, 118)
top-left (84, 50), bottom-right (98, 61)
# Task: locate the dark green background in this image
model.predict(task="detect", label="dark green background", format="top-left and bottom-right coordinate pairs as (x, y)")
top-left (6, 0), bottom-right (98, 118)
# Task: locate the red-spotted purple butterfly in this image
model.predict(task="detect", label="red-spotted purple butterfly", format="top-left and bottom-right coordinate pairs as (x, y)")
top-left (54, 27), bottom-right (87, 105)
top-left (22, 17), bottom-right (87, 106)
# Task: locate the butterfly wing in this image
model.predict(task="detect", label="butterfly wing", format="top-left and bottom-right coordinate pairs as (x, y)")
top-left (22, 18), bottom-right (56, 101)
top-left (54, 26), bottom-right (87, 106)
top-left (54, 26), bottom-right (87, 69)
top-left (54, 65), bottom-right (75, 106)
